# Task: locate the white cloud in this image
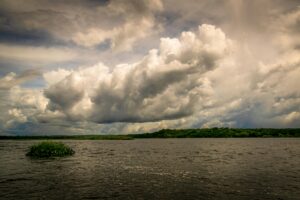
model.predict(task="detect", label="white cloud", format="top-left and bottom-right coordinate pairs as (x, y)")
top-left (9, 86), bottom-right (48, 111)
top-left (5, 108), bottom-right (27, 128)
top-left (284, 112), bottom-right (300, 124)
top-left (44, 24), bottom-right (233, 123)
top-left (72, 17), bottom-right (157, 52)
top-left (43, 68), bottom-right (73, 85)
top-left (72, 29), bottom-right (112, 48)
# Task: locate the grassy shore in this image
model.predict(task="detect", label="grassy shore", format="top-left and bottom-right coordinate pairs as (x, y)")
top-left (1, 128), bottom-right (300, 140)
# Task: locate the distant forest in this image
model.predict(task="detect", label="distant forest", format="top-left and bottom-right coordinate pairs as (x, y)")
top-left (1, 128), bottom-right (300, 140)
top-left (132, 128), bottom-right (300, 138)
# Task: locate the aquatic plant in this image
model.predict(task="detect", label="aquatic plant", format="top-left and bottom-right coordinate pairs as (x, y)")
top-left (26, 141), bottom-right (75, 158)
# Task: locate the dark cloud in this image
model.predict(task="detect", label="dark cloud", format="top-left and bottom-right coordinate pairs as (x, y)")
top-left (0, 29), bottom-right (65, 46)
top-left (45, 73), bottom-right (85, 111)
top-left (0, 0), bottom-right (163, 50)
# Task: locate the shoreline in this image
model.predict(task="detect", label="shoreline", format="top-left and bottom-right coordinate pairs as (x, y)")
top-left (1, 128), bottom-right (300, 140)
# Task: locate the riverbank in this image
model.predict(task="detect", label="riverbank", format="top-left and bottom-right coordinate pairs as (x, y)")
top-left (1, 128), bottom-right (300, 140)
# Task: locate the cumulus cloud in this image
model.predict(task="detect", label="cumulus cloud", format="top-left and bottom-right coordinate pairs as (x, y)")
top-left (43, 68), bottom-right (73, 85)
top-left (0, 85), bottom-right (48, 132)
top-left (5, 108), bottom-right (27, 128)
top-left (44, 24), bottom-right (232, 123)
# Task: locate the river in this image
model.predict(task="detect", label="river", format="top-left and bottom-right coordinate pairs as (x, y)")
top-left (0, 138), bottom-right (299, 199)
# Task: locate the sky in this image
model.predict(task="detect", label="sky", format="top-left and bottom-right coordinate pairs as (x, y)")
top-left (0, 0), bottom-right (300, 135)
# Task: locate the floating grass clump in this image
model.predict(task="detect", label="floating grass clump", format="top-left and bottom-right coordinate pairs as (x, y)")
top-left (26, 141), bottom-right (75, 158)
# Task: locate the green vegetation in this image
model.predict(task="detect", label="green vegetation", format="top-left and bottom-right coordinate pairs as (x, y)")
top-left (1, 128), bottom-right (300, 140)
top-left (133, 128), bottom-right (300, 138)
top-left (26, 141), bottom-right (75, 158)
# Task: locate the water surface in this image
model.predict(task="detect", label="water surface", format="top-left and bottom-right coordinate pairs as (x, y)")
top-left (0, 138), bottom-right (299, 199)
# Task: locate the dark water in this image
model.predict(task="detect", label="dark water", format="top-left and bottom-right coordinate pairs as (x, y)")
top-left (0, 139), bottom-right (299, 200)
